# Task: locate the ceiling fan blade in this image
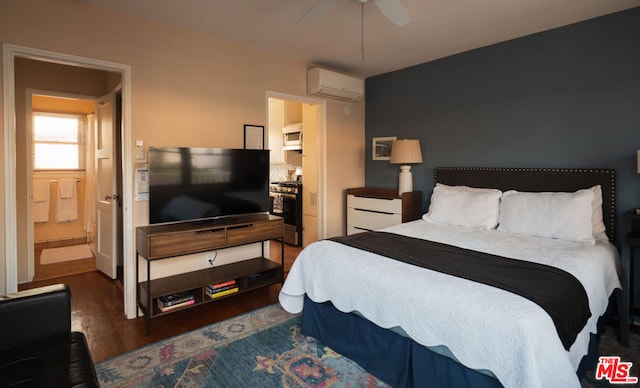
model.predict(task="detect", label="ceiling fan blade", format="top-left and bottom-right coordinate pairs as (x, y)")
top-left (374, 0), bottom-right (412, 26)
top-left (298, 0), bottom-right (338, 24)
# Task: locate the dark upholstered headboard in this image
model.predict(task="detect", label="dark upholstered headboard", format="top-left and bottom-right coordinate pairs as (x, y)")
top-left (434, 167), bottom-right (616, 242)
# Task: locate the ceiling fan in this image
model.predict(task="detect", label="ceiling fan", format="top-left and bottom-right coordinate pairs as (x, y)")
top-left (299, 0), bottom-right (412, 61)
top-left (298, 0), bottom-right (412, 27)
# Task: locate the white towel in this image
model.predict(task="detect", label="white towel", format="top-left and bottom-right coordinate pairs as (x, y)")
top-left (56, 178), bottom-right (78, 222)
top-left (33, 179), bottom-right (50, 223)
top-left (58, 178), bottom-right (76, 199)
top-left (34, 179), bottom-right (49, 202)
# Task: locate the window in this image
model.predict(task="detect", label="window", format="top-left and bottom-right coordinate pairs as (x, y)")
top-left (33, 113), bottom-right (86, 170)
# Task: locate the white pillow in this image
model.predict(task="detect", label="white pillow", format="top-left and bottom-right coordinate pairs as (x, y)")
top-left (423, 183), bottom-right (502, 229)
top-left (497, 188), bottom-right (596, 244)
top-left (590, 185), bottom-right (609, 242)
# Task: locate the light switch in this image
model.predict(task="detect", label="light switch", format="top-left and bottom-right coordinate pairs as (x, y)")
top-left (135, 139), bottom-right (144, 159)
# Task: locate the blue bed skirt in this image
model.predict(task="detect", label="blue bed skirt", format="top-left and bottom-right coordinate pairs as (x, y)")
top-left (301, 296), bottom-right (613, 387)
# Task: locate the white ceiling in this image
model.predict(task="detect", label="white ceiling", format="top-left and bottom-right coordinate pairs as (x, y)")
top-left (86, 0), bottom-right (639, 77)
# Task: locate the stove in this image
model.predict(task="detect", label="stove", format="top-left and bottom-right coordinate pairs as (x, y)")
top-left (269, 181), bottom-right (300, 194)
top-left (269, 181), bottom-right (302, 246)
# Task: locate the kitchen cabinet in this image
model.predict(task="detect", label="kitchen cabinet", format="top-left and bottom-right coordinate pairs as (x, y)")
top-left (285, 101), bottom-right (302, 125)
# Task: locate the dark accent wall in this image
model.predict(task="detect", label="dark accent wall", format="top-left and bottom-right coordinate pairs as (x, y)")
top-left (365, 7), bottom-right (640, 244)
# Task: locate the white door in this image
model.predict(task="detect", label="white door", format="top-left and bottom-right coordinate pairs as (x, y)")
top-left (95, 92), bottom-right (117, 279)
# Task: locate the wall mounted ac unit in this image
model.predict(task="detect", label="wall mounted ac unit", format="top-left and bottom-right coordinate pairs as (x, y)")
top-left (307, 68), bottom-right (364, 102)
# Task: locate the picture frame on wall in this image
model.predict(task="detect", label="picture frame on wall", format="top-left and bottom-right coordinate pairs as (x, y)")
top-left (372, 136), bottom-right (396, 160)
top-left (244, 124), bottom-right (264, 150)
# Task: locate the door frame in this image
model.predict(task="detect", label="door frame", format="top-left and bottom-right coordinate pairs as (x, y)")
top-left (2, 44), bottom-right (136, 318)
top-left (265, 91), bottom-right (328, 240)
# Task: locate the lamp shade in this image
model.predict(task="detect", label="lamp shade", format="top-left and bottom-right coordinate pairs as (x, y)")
top-left (390, 139), bottom-right (423, 164)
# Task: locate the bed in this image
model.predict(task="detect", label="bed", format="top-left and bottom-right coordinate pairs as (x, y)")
top-left (279, 167), bottom-right (625, 388)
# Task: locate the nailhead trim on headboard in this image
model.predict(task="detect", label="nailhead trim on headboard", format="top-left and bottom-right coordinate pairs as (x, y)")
top-left (434, 167), bottom-right (616, 242)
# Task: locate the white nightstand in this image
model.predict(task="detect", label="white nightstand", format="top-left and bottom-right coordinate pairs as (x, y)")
top-left (346, 188), bottom-right (422, 235)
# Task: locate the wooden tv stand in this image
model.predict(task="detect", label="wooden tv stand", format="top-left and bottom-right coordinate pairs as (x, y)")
top-left (135, 214), bottom-right (284, 335)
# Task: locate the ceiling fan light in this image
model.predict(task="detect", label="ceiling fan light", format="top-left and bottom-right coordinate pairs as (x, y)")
top-left (375, 0), bottom-right (412, 26)
top-left (297, 0), bottom-right (337, 25)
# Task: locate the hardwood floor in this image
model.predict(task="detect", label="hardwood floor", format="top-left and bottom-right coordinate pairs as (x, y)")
top-left (19, 240), bottom-right (302, 363)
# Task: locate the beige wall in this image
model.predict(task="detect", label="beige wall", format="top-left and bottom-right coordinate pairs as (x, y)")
top-left (0, 0), bottom-right (365, 292)
top-left (325, 102), bottom-right (366, 235)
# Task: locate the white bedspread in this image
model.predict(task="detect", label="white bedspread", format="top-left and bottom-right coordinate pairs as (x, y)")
top-left (278, 220), bottom-right (621, 388)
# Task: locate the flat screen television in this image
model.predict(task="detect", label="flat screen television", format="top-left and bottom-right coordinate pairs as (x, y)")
top-left (148, 147), bottom-right (270, 224)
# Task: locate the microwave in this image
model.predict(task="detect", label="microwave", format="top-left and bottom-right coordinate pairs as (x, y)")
top-left (283, 123), bottom-right (302, 150)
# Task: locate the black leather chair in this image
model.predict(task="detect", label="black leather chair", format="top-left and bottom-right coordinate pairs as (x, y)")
top-left (0, 284), bottom-right (99, 387)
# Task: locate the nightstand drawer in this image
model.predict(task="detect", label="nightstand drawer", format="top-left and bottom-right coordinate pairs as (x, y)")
top-left (347, 194), bottom-right (402, 214)
top-left (347, 208), bottom-right (402, 231)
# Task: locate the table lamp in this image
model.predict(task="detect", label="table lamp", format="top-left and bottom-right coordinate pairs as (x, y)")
top-left (390, 139), bottom-right (423, 196)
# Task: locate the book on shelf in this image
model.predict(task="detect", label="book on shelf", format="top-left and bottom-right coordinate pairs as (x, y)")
top-left (157, 291), bottom-right (194, 307)
top-left (210, 279), bottom-right (237, 289)
top-left (205, 284), bottom-right (236, 294)
top-left (157, 298), bottom-right (195, 312)
top-left (206, 287), bottom-right (239, 299)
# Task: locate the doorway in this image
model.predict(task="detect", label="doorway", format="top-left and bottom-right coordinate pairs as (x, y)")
top-left (266, 92), bottom-right (326, 246)
top-left (18, 61), bottom-right (123, 284)
top-left (27, 91), bottom-right (99, 281)
top-left (3, 44), bottom-right (135, 318)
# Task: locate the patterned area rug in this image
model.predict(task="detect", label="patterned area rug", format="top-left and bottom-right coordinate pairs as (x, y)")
top-left (96, 304), bottom-right (387, 387)
top-left (96, 304), bottom-right (639, 387)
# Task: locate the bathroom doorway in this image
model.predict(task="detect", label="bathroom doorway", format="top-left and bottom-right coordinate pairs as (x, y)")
top-left (15, 56), bottom-right (124, 283)
top-left (28, 91), bottom-right (98, 281)
top-left (4, 44), bottom-right (135, 318)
